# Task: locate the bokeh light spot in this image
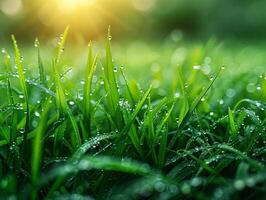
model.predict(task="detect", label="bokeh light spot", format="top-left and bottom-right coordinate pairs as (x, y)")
top-left (132, 0), bottom-right (156, 12)
top-left (0, 0), bottom-right (22, 16)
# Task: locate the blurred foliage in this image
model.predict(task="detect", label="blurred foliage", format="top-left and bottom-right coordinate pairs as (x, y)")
top-left (1, 0), bottom-right (266, 40)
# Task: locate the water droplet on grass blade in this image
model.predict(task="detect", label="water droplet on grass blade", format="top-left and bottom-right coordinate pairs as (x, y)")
top-left (245, 178), bottom-right (255, 187)
top-left (113, 66), bottom-right (117, 73)
top-left (169, 185), bottom-right (178, 194)
top-left (34, 111), bottom-right (40, 117)
top-left (19, 128), bottom-right (25, 134)
top-left (190, 177), bottom-right (202, 187)
top-left (175, 92), bottom-right (180, 98)
top-left (234, 180), bottom-right (245, 190)
top-left (181, 183), bottom-right (191, 194)
top-left (34, 38), bottom-right (39, 48)
top-left (193, 65), bottom-right (201, 70)
top-left (219, 99), bottom-right (224, 105)
top-left (69, 101), bottom-right (75, 106)
top-left (32, 120), bottom-right (38, 128)
top-left (154, 181), bottom-right (165, 192)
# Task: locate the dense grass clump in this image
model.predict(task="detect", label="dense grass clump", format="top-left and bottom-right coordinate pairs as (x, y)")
top-left (0, 28), bottom-right (266, 200)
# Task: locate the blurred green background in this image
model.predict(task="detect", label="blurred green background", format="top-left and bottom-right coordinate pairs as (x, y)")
top-left (1, 0), bottom-right (266, 41)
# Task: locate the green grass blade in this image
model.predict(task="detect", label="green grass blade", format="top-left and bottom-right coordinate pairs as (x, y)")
top-left (35, 38), bottom-right (46, 85)
top-left (104, 26), bottom-right (122, 127)
top-left (7, 80), bottom-right (18, 145)
top-left (116, 86), bottom-right (151, 155)
top-left (218, 144), bottom-right (263, 171)
top-left (66, 108), bottom-right (82, 148)
top-left (53, 59), bottom-right (81, 148)
top-left (55, 26), bottom-right (69, 65)
top-left (42, 156), bottom-right (152, 187)
top-left (31, 102), bottom-right (50, 199)
top-left (11, 35), bottom-right (30, 149)
top-left (176, 66), bottom-right (189, 127)
top-left (124, 85), bottom-right (152, 133)
top-left (228, 107), bottom-right (237, 139)
top-left (53, 59), bottom-right (67, 115)
top-left (83, 41), bottom-right (93, 116)
top-left (157, 103), bottom-right (175, 167)
top-left (83, 42), bottom-right (98, 139)
top-left (179, 66), bottom-right (222, 128)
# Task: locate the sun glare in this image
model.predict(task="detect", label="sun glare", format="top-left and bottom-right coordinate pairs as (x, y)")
top-left (57, 0), bottom-right (96, 13)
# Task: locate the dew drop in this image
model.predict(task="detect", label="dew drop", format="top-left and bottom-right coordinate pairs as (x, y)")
top-left (193, 65), bottom-right (201, 70)
top-left (181, 183), bottom-right (191, 194)
top-left (175, 92), bottom-right (180, 98)
top-left (34, 111), bottom-right (40, 117)
top-left (154, 181), bottom-right (165, 192)
top-left (34, 38), bottom-right (39, 48)
top-left (246, 178), bottom-right (255, 187)
top-left (69, 101), bottom-right (75, 106)
top-left (234, 180), bottom-right (245, 190)
top-left (113, 66), bottom-right (117, 73)
top-left (190, 177), bottom-right (201, 187)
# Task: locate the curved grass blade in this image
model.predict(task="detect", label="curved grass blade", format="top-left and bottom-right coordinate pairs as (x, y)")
top-left (71, 133), bottom-right (117, 161)
top-left (218, 144), bottom-right (264, 171)
top-left (46, 133), bottom-right (117, 196)
top-left (42, 156), bottom-right (152, 188)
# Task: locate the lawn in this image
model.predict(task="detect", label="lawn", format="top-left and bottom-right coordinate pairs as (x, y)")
top-left (0, 27), bottom-right (266, 199)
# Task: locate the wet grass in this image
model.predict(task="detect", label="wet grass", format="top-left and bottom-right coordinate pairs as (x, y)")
top-left (0, 28), bottom-right (266, 199)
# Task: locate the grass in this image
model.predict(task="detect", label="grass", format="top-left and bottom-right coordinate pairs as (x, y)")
top-left (0, 28), bottom-right (265, 200)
